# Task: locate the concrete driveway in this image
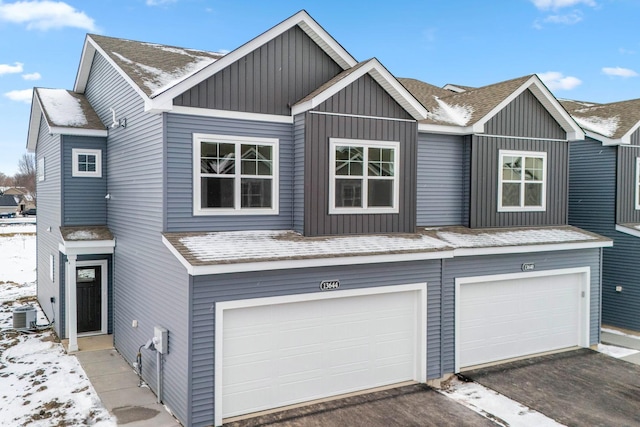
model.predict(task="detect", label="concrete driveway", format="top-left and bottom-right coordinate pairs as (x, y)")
top-left (226, 384), bottom-right (495, 427)
top-left (463, 348), bottom-right (640, 427)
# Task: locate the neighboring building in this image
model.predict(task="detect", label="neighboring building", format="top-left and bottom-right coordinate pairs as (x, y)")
top-left (0, 194), bottom-right (20, 217)
top-left (565, 98), bottom-right (640, 331)
top-left (26, 11), bottom-right (611, 426)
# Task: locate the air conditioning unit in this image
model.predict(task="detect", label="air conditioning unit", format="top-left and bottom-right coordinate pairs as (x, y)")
top-left (13, 306), bottom-right (37, 330)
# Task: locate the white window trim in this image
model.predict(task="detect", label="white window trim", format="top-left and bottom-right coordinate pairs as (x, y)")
top-left (72, 148), bottom-right (102, 178)
top-left (38, 157), bottom-right (45, 182)
top-left (49, 254), bottom-right (55, 282)
top-left (329, 138), bottom-right (400, 215)
top-left (193, 133), bottom-right (279, 216)
top-left (497, 149), bottom-right (547, 212)
top-left (635, 157), bottom-right (640, 210)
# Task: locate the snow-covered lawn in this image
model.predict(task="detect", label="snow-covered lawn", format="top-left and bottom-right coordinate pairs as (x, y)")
top-left (0, 225), bottom-right (115, 426)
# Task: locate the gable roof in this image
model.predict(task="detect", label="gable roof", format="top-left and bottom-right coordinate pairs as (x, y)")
top-left (399, 74), bottom-right (584, 139)
top-left (74, 10), bottom-right (358, 113)
top-left (0, 194), bottom-right (19, 208)
top-left (26, 88), bottom-right (106, 152)
top-left (292, 59), bottom-right (428, 120)
top-left (568, 98), bottom-right (640, 145)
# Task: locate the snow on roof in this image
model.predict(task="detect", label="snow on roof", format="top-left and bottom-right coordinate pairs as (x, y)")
top-left (37, 89), bottom-right (88, 127)
top-left (110, 50), bottom-right (217, 97)
top-left (573, 115), bottom-right (620, 138)
top-left (427, 98), bottom-right (474, 126)
top-left (433, 227), bottom-right (598, 248)
top-left (60, 226), bottom-right (114, 242)
top-left (174, 230), bottom-right (450, 264)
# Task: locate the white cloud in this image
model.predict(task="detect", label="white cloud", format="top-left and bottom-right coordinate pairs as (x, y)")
top-left (0, 62), bottom-right (23, 75)
top-left (602, 67), bottom-right (638, 77)
top-left (531, 0), bottom-right (596, 10)
top-left (4, 88), bottom-right (33, 103)
top-left (146, 0), bottom-right (177, 5)
top-left (538, 71), bottom-right (582, 90)
top-left (0, 1), bottom-right (96, 31)
top-left (619, 47), bottom-right (636, 55)
top-left (22, 72), bottom-right (41, 80)
top-left (544, 12), bottom-right (583, 25)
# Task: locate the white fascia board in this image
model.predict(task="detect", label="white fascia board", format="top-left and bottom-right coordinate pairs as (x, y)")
top-left (49, 127), bottom-right (108, 138)
top-left (170, 106), bottom-right (293, 124)
top-left (59, 240), bottom-right (115, 256)
top-left (620, 121), bottom-right (640, 145)
top-left (584, 130), bottom-right (622, 146)
top-left (150, 10), bottom-right (358, 112)
top-left (453, 239), bottom-right (612, 257)
top-left (293, 59), bottom-right (428, 120)
top-left (80, 36), bottom-right (152, 107)
top-left (73, 36), bottom-right (96, 93)
top-left (26, 92), bottom-right (45, 152)
top-left (418, 123), bottom-right (472, 135)
top-left (615, 224), bottom-right (640, 238)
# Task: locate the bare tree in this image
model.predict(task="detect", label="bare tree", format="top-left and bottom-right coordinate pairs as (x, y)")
top-left (14, 153), bottom-right (36, 199)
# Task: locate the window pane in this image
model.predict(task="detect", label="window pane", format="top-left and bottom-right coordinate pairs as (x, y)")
top-left (335, 146), bottom-right (363, 176)
top-left (335, 179), bottom-right (362, 207)
top-left (201, 177), bottom-right (234, 208)
top-left (502, 183), bottom-right (520, 207)
top-left (524, 183), bottom-right (543, 206)
top-left (525, 157), bottom-right (544, 181)
top-left (502, 156), bottom-right (521, 180)
top-left (257, 160), bottom-right (272, 175)
top-left (241, 159), bottom-right (257, 175)
top-left (368, 179), bottom-right (393, 207)
top-left (87, 162), bottom-right (96, 172)
top-left (241, 144), bottom-right (257, 160)
top-left (368, 148), bottom-right (394, 177)
top-left (258, 145), bottom-right (272, 160)
top-left (241, 178), bottom-right (272, 208)
top-left (201, 142), bottom-right (235, 174)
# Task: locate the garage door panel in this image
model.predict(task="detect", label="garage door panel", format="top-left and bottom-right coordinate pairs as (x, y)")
top-left (459, 273), bottom-right (585, 369)
top-left (221, 289), bottom-right (421, 419)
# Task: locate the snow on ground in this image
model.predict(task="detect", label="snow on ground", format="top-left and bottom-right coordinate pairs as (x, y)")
top-left (0, 230), bottom-right (115, 426)
top-left (597, 343), bottom-right (639, 359)
top-left (441, 376), bottom-right (565, 427)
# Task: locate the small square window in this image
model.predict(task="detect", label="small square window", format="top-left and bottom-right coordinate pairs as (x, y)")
top-left (72, 149), bottom-right (102, 177)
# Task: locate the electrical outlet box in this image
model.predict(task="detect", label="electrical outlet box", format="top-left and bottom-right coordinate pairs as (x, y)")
top-left (616, 285), bottom-right (623, 292)
top-left (154, 326), bottom-right (168, 354)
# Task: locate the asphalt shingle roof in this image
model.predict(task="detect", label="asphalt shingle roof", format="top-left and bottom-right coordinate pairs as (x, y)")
top-left (35, 89), bottom-right (104, 131)
top-left (569, 98), bottom-right (640, 139)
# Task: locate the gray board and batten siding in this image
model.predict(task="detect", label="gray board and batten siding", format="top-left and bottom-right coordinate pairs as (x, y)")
top-left (84, 51), bottom-right (192, 425)
top-left (293, 114), bottom-right (305, 234)
top-left (35, 117), bottom-right (64, 336)
top-left (173, 25), bottom-right (343, 115)
top-left (417, 133), bottom-right (468, 227)
top-left (469, 89), bottom-right (568, 229)
top-left (617, 145), bottom-right (640, 224)
top-left (304, 73), bottom-right (418, 236)
top-left (165, 113), bottom-right (295, 232)
top-left (189, 260), bottom-right (443, 427)
top-left (61, 135), bottom-right (107, 226)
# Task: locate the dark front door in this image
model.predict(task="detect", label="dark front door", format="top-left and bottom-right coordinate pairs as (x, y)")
top-left (76, 266), bottom-right (101, 333)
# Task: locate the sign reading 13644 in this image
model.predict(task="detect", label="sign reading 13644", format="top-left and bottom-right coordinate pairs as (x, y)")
top-left (320, 280), bottom-right (340, 291)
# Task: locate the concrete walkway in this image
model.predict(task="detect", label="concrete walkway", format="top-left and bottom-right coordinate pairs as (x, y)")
top-left (601, 328), bottom-right (640, 365)
top-left (74, 346), bottom-right (180, 426)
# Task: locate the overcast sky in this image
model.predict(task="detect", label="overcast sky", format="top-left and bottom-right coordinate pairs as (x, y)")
top-left (0, 0), bottom-right (638, 175)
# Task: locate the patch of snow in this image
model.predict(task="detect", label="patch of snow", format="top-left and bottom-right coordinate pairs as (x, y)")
top-left (437, 228), bottom-right (596, 248)
top-left (111, 50), bottom-right (217, 97)
top-left (0, 234), bottom-right (116, 426)
top-left (441, 377), bottom-right (564, 427)
top-left (37, 89), bottom-right (88, 127)
top-left (602, 327), bottom-right (640, 340)
top-left (597, 343), bottom-right (639, 359)
top-left (0, 221), bottom-right (36, 235)
top-left (180, 230), bottom-right (450, 263)
top-left (66, 230), bottom-right (98, 240)
top-left (427, 97), bottom-right (474, 126)
top-left (573, 115), bottom-right (620, 138)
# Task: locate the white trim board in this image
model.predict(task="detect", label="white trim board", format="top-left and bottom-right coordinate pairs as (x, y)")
top-left (214, 282), bottom-right (427, 426)
top-left (615, 224), bottom-right (640, 238)
top-left (67, 259), bottom-right (109, 338)
top-left (454, 266), bottom-right (591, 372)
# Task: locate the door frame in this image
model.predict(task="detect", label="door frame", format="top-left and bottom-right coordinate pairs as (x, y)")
top-left (214, 282), bottom-right (427, 426)
top-left (454, 266), bottom-right (591, 372)
top-left (71, 259), bottom-right (108, 337)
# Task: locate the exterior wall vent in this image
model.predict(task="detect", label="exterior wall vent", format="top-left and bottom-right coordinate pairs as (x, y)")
top-left (13, 306), bottom-right (37, 330)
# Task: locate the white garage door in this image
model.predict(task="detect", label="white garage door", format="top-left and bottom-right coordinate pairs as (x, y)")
top-left (218, 286), bottom-right (425, 420)
top-left (457, 271), bottom-right (588, 370)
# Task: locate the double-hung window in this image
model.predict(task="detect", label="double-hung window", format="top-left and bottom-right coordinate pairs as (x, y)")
top-left (329, 138), bottom-right (399, 214)
top-left (498, 150), bottom-right (547, 211)
top-left (72, 149), bottom-right (102, 178)
top-left (194, 134), bottom-right (279, 215)
top-left (635, 157), bottom-right (640, 210)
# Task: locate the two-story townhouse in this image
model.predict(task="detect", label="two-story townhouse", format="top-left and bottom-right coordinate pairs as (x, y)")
top-left (26, 10), bottom-right (611, 426)
top-left (565, 98), bottom-right (640, 331)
